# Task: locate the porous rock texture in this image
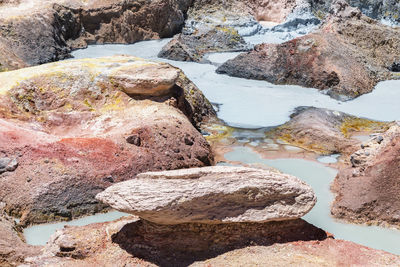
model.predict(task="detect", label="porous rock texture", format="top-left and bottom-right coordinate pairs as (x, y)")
top-left (0, 56), bottom-right (215, 225)
top-left (269, 107), bottom-right (391, 155)
top-left (0, 208), bottom-right (41, 266)
top-left (191, 239), bottom-right (400, 267)
top-left (0, 0), bottom-right (194, 71)
top-left (24, 216), bottom-right (328, 267)
top-left (332, 123), bottom-right (400, 228)
top-left (217, 1), bottom-right (400, 99)
top-left (96, 166), bottom-right (316, 224)
top-left (158, 27), bottom-right (250, 62)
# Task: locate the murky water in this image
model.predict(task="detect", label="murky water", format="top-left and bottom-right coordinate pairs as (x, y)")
top-left (225, 146), bottom-right (400, 255)
top-left (24, 211), bottom-right (128, 246)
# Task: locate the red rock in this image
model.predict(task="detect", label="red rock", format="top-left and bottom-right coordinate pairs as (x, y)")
top-left (332, 124), bottom-right (400, 227)
top-left (0, 56), bottom-right (215, 225)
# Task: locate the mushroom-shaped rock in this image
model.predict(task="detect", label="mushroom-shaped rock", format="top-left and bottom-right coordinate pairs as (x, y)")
top-left (96, 166), bottom-right (316, 224)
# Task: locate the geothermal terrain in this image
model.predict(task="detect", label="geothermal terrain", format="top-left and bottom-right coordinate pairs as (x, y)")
top-left (1, 0), bottom-right (400, 266)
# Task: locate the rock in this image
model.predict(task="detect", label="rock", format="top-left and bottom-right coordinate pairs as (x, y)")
top-left (268, 107), bottom-right (391, 155)
top-left (0, 157), bottom-right (18, 174)
top-left (217, 1), bottom-right (400, 99)
top-left (332, 124), bottom-right (400, 227)
top-left (183, 0), bottom-right (304, 37)
top-left (310, 0), bottom-right (400, 25)
top-left (158, 27), bottom-right (250, 62)
top-left (0, 56), bottom-right (215, 225)
top-left (25, 216), bottom-right (327, 266)
top-left (190, 239), bottom-right (400, 266)
top-left (96, 166), bottom-right (316, 224)
top-left (0, 0), bottom-right (193, 70)
top-left (0, 209), bottom-right (41, 266)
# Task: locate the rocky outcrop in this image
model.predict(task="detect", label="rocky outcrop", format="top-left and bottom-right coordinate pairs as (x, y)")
top-left (96, 166), bottom-right (316, 224)
top-left (0, 56), bottom-right (215, 225)
top-left (269, 107), bottom-right (391, 155)
top-left (332, 124), bottom-right (400, 228)
top-left (0, 0), bottom-right (193, 70)
top-left (310, 0), bottom-right (400, 25)
top-left (24, 216), bottom-right (328, 266)
top-left (0, 209), bottom-right (41, 266)
top-left (158, 27), bottom-right (250, 62)
top-left (217, 1), bottom-right (400, 99)
top-left (191, 239), bottom-right (400, 266)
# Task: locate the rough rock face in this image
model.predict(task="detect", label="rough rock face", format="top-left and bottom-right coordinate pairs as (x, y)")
top-left (332, 124), bottom-right (400, 227)
top-left (0, 56), bottom-right (215, 225)
top-left (0, 209), bottom-right (41, 266)
top-left (96, 166), bottom-right (316, 224)
top-left (25, 216), bottom-right (327, 267)
top-left (158, 27), bottom-right (250, 62)
top-left (217, 1), bottom-right (400, 98)
top-left (311, 0), bottom-right (400, 25)
top-left (269, 107), bottom-right (391, 155)
top-left (191, 239), bottom-right (400, 266)
top-left (0, 0), bottom-right (193, 70)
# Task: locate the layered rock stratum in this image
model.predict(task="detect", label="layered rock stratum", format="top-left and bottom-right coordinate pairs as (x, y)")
top-left (96, 166), bottom-right (316, 224)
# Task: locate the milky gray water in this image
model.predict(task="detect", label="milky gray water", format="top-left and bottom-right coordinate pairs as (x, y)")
top-left (23, 28), bottom-right (400, 253)
top-left (71, 38), bottom-right (400, 129)
top-left (24, 211), bottom-right (128, 246)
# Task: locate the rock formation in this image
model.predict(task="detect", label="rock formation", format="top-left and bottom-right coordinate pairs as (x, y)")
top-left (217, 1), bottom-right (400, 99)
top-left (96, 166), bottom-right (316, 224)
top-left (0, 56), bottom-right (215, 225)
top-left (0, 208), bottom-right (41, 266)
top-left (269, 107), bottom-right (391, 155)
top-left (158, 27), bottom-right (250, 62)
top-left (0, 0), bottom-right (194, 71)
top-left (332, 123), bottom-right (400, 228)
top-left (310, 0), bottom-right (400, 25)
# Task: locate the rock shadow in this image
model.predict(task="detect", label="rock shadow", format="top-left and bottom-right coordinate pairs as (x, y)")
top-left (112, 218), bottom-right (327, 267)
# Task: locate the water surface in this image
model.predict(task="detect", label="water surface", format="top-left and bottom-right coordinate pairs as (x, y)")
top-left (24, 211), bottom-right (128, 246)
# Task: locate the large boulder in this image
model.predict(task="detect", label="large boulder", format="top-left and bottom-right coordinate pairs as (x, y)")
top-left (158, 27), bottom-right (250, 62)
top-left (24, 216), bottom-right (327, 266)
top-left (217, 1), bottom-right (400, 99)
top-left (0, 0), bottom-right (194, 70)
top-left (269, 107), bottom-right (391, 155)
top-left (332, 124), bottom-right (400, 227)
top-left (96, 166), bottom-right (316, 224)
top-left (0, 56), bottom-right (215, 225)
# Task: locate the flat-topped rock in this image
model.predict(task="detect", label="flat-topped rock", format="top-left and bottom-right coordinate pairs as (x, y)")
top-left (96, 166), bottom-right (316, 224)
